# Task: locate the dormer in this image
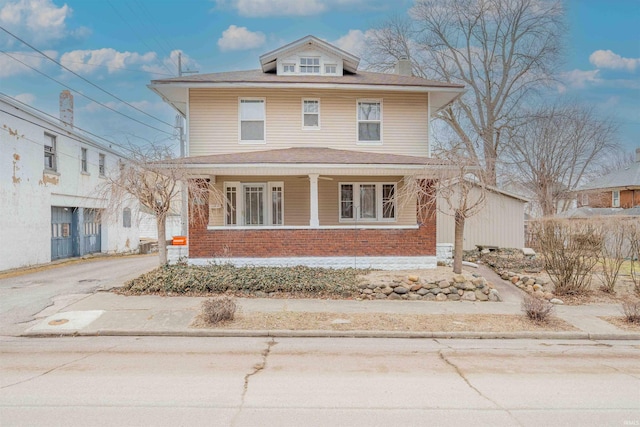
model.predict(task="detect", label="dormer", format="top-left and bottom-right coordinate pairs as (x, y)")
top-left (259, 35), bottom-right (360, 77)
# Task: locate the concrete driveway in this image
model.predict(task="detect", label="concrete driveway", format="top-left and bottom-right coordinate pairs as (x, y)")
top-left (0, 254), bottom-right (157, 335)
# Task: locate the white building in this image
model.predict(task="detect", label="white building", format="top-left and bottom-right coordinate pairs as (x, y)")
top-left (0, 92), bottom-right (139, 271)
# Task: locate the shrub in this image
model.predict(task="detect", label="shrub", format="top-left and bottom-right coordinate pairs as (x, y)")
top-left (521, 294), bottom-right (554, 323)
top-left (201, 297), bottom-right (236, 325)
top-left (621, 300), bottom-right (640, 324)
top-left (528, 219), bottom-right (602, 296)
top-left (597, 218), bottom-right (628, 294)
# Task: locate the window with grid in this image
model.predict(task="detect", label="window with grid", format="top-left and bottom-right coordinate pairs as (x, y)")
top-left (44, 133), bottom-right (56, 171)
top-left (225, 182), bottom-right (284, 226)
top-left (300, 57), bottom-right (320, 73)
top-left (99, 153), bottom-right (106, 176)
top-left (325, 64), bottom-right (337, 74)
top-left (81, 148), bottom-right (88, 173)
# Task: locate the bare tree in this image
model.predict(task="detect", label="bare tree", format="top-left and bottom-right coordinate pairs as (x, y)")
top-left (100, 144), bottom-right (217, 265)
top-left (404, 148), bottom-right (486, 273)
top-left (364, 0), bottom-right (564, 185)
top-left (503, 103), bottom-right (618, 216)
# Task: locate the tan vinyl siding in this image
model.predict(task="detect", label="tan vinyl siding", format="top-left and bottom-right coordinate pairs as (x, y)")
top-left (437, 187), bottom-right (526, 250)
top-left (189, 88), bottom-right (429, 157)
top-left (208, 175), bottom-right (415, 227)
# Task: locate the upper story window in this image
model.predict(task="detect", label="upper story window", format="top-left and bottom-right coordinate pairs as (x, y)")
top-left (612, 190), bottom-right (620, 207)
top-left (339, 183), bottom-right (396, 222)
top-left (44, 133), bottom-right (57, 171)
top-left (239, 99), bottom-right (266, 143)
top-left (99, 153), bottom-right (106, 176)
top-left (325, 64), bottom-right (337, 74)
top-left (81, 148), bottom-right (88, 173)
top-left (357, 100), bottom-right (382, 143)
top-left (302, 99), bottom-right (320, 129)
top-left (283, 63), bottom-right (295, 73)
top-left (300, 57), bottom-right (320, 74)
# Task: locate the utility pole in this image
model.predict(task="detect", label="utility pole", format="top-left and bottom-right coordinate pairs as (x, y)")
top-left (177, 52), bottom-right (198, 237)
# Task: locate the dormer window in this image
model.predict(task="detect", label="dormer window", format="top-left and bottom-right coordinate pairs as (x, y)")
top-left (325, 64), bottom-right (337, 74)
top-left (283, 63), bottom-right (295, 73)
top-left (300, 57), bottom-right (320, 74)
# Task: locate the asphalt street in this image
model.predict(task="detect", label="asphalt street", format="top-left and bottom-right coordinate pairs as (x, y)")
top-left (1, 336), bottom-right (639, 427)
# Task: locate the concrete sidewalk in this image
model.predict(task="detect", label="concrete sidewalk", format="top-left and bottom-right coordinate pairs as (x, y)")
top-left (22, 289), bottom-right (640, 340)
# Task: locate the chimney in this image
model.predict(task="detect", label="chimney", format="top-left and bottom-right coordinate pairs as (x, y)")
top-left (59, 90), bottom-right (73, 128)
top-left (395, 57), bottom-right (412, 76)
top-left (636, 147), bottom-right (640, 163)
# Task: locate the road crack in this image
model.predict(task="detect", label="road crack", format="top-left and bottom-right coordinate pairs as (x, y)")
top-left (438, 350), bottom-right (523, 426)
top-left (232, 338), bottom-right (276, 426)
top-left (1, 343), bottom-right (122, 390)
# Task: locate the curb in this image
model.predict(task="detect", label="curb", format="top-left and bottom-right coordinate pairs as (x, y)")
top-left (20, 329), bottom-right (640, 340)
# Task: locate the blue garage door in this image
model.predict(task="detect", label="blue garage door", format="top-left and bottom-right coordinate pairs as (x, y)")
top-left (51, 207), bottom-right (73, 260)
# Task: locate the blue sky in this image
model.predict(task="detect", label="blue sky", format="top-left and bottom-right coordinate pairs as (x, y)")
top-left (1, 0), bottom-right (638, 154)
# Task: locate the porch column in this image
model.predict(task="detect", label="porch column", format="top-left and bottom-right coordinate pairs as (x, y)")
top-left (309, 173), bottom-right (319, 227)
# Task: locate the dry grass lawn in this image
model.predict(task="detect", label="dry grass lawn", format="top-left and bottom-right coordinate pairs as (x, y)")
top-left (192, 312), bottom-right (575, 332)
top-left (600, 316), bottom-right (640, 331)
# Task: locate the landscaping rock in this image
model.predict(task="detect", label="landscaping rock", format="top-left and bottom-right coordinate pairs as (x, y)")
top-left (408, 275), bottom-right (420, 282)
top-left (447, 294), bottom-right (461, 301)
top-left (462, 291), bottom-right (476, 301)
top-left (388, 293), bottom-right (401, 300)
top-left (375, 293), bottom-right (387, 299)
top-left (550, 298), bottom-right (564, 305)
top-left (475, 289), bottom-right (488, 301)
top-left (436, 293), bottom-right (448, 301)
top-left (417, 288), bottom-right (430, 296)
top-left (394, 286), bottom-right (409, 294)
top-left (410, 283), bottom-right (422, 292)
top-left (489, 289), bottom-right (502, 302)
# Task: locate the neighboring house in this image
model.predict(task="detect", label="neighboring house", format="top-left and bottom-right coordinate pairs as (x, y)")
top-left (0, 92), bottom-right (139, 271)
top-left (437, 183), bottom-right (528, 251)
top-left (139, 207), bottom-right (182, 241)
top-left (149, 35), bottom-right (464, 269)
top-left (576, 148), bottom-right (640, 209)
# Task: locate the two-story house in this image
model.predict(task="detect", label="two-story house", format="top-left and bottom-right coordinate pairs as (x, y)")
top-left (0, 92), bottom-right (139, 271)
top-left (149, 36), bottom-right (464, 269)
top-left (577, 148), bottom-right (640, 209)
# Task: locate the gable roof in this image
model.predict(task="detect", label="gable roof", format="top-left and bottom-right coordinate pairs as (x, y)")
top-left (259, 35), bottom-right (360, 73)
top-left (578, 155), bottom-right (640, 191)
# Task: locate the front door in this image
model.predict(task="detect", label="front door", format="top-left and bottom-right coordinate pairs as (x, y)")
top-left (51, 207), bottom-right (73, 260)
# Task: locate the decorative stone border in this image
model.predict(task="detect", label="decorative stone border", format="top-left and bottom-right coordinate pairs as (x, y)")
top-left (357, 273), bottom-right (501, 302)
top-left (496, 270), bottom-right (564, 305)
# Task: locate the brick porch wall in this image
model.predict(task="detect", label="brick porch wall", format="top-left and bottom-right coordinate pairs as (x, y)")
top-left (189, 179), bottom-right (436, 259)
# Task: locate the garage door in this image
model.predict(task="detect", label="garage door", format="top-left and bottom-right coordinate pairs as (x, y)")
top-left (51, 207), bottom-right (73, 260)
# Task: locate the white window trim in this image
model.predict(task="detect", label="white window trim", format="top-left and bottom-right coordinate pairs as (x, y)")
top-left (300, 56), bottom-right (320, 74)
top-left (612, 190), bottom-right (620, 207)
top-left (44, 133), bottom-right (57, 171)
top-left (81, 147), bottom-right (89, 174)
top-left (238, 98), bottom-right (267, 144)
top-left (283, 63), bottom-right (296, 73)
top-left (325, 64), bottom-right (337, 74)
top-left (302, 98), bottom-right (320, 130)
top-left (338, 182), bottom-right (397, 223)
top-left (224, 181), bottom-right (284, 226)
top-left (98, 153), bottom-right (106, 177)
top-left (356, 99), bottom-right (383, 145)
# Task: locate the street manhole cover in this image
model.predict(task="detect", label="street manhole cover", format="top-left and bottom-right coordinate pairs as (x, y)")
top-left (48, 319), bottom-right (69, 326)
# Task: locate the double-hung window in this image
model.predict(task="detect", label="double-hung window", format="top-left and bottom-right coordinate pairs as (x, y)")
top-left (81, 148), bottom-right (88, 173)
top-left (300, 57), bottom-right (320, 74)
top-left (302, 99), bottom-right (320, 129)
top-left (225, 182), bottom-right (284, 226)
top-left (239, 99), bottom-right (266, 143)
top-left (340, 183), bottom-right (396, 221)
top-left (44, 133), bottom-right (56, 171)
top-left (325, 64), bottom-right (337, 74)
top-left (612, 190), bottom-right (620, 207)
top-left (99, 153), bottom-right (106, 176)
top-left (283, 63), bottom-right (295, 73)
top-left (357, 100), bottom-right (381, 142)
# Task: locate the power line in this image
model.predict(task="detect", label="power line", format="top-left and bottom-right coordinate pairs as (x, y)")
top-left (129, 0), bottom-right (180, 70)
top-left (106, 0), bottom-right (176, 76)
top-left (0, 50), bottom-right (173, 136)
top-left (3, 50), bottom-right (175, 76)
top-left (0, 25), bottom-right (174, 129)
top-left (0, 92), bottom-right (174, 156)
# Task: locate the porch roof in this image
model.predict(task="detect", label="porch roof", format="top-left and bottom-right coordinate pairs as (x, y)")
top-left (163, 147), bottom-right (452, 177)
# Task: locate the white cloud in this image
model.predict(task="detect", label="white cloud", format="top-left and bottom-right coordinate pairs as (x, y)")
top-left (333, 29), bottom-right (376, 57)
top-left (14, 92), bottom-right (36, 104)
top-left (0, 50), bottom-right (57, 77)
top-left (0, 0), bottom-right (81, 46)
top-left (60, 48), bottom-right (157, 75)
top-left (589, 50), bottom-right (640, 72)
top-left (216, 0), bottom-right (326, 17)
top-left (217, 25), bottom-right (266, 52)
top-left (558, 69), bottom-right (601, 92)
